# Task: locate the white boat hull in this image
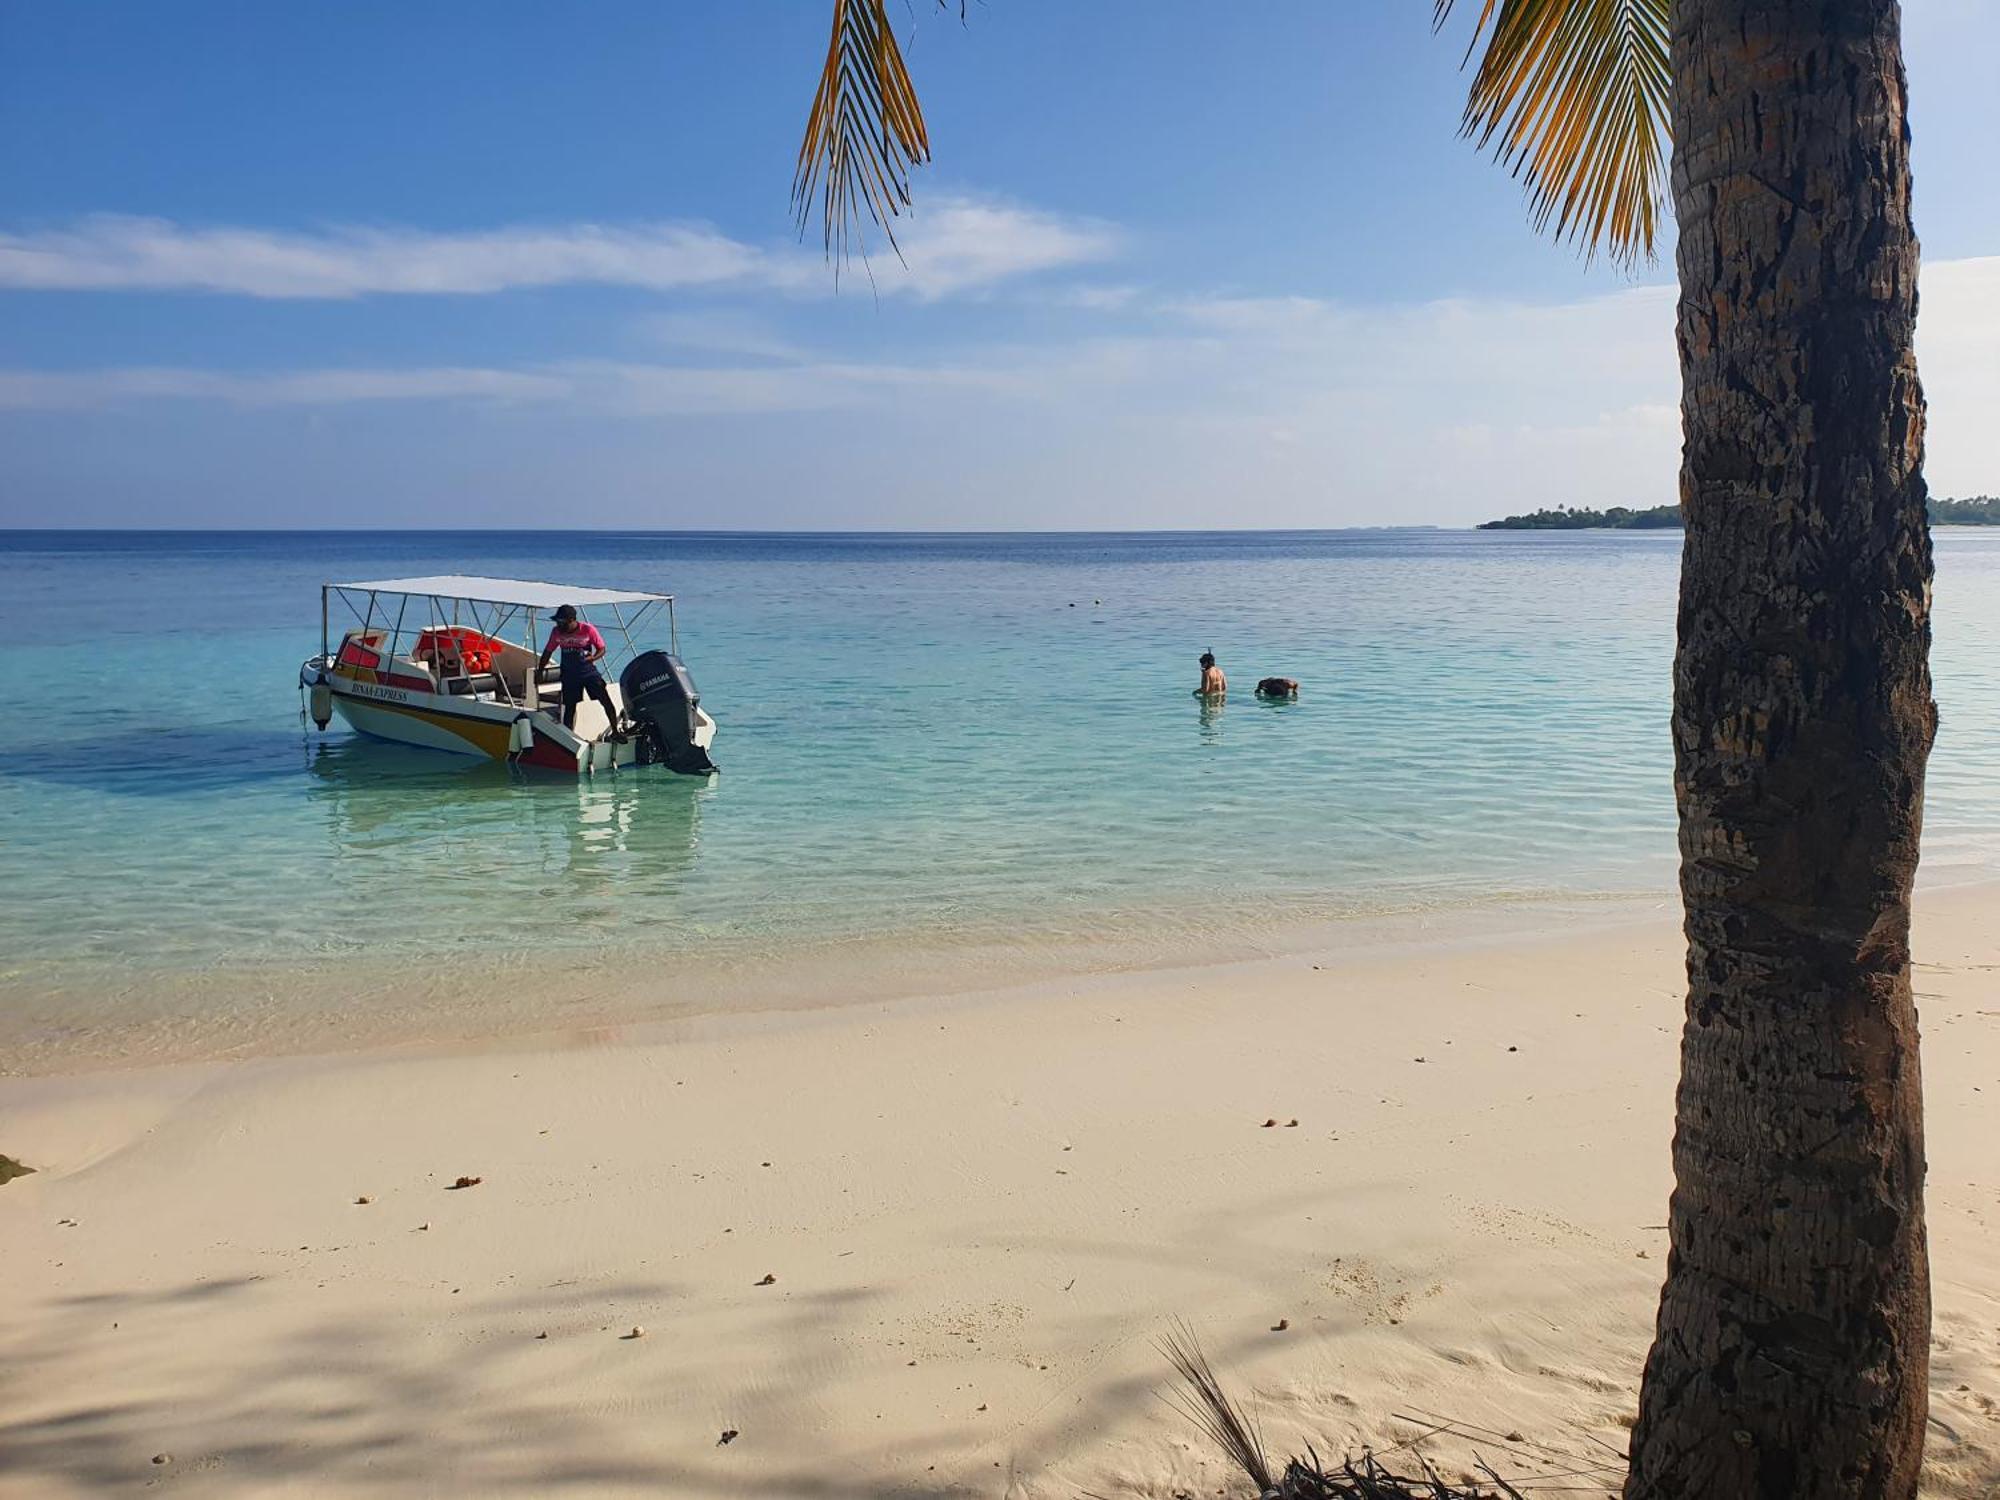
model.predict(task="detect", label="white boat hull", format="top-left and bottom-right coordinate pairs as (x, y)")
top-left (326, 671), bottom-right (714, 775)
top-left (301, 588), bottom-right (717, 777)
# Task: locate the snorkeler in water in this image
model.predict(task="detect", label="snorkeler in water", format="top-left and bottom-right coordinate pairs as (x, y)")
top-left (1195, 650), bottom-right (1226, 699)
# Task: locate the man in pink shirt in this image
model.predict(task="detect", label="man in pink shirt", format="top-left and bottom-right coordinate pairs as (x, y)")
top-left (537, 603), bottom-right (617, 733)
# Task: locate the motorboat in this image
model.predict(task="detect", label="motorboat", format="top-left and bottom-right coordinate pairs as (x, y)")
top-left (298, 575), bottom-right (717, 775)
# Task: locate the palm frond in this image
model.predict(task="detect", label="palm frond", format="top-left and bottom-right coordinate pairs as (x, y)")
top-left (1159, 1323), bottom-right (1275, 1494)
top-left (794, 0), bottom-right (934, 271)
top-left (1434, 0), bottom-right (1670, 269)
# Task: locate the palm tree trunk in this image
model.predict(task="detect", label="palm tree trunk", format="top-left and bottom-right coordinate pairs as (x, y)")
top-left (1624, 2), bottom-right (1935, 1496)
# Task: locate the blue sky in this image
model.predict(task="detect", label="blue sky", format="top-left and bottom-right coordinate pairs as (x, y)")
top-left (3, 0), bottom-right (1996, 529)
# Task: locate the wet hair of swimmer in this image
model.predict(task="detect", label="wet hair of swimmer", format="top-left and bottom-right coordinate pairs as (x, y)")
top-left (1199, 652), bottom-right (1216, 669)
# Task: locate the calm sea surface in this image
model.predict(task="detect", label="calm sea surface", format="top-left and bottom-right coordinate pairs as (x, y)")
top-left (3, 528), bottom-right (1997, 1069)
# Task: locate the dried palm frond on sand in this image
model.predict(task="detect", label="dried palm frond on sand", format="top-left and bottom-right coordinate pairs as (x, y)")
top-left (1159, 1325), bottom-right (1628, 1498)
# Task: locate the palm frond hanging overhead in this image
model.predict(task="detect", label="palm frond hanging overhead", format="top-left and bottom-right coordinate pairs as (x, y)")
top-left (1434, 0), bottom-right (1671, 269)
top-left (794, 0), bottom-right (934, 270)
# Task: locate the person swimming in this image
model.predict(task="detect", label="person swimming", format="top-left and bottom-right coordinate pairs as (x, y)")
top-left (1195, 650), bottom-right (1227, 699)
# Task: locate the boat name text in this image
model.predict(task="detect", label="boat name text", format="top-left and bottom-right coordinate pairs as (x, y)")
top-left (348, 682), bottom-right (415, 704)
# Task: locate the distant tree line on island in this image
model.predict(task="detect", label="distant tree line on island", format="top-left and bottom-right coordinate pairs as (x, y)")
top-left (1478, 503), bottom-right (1684, 529)
top-left (1479, 495), bottom-right (2000, 529)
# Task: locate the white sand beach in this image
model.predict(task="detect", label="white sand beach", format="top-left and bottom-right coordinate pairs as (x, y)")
top-left (4, 889), bottom-right (1997, 1499)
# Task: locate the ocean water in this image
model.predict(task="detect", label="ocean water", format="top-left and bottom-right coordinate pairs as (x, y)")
top-left (3, 528), bottom-right (1997, 1069)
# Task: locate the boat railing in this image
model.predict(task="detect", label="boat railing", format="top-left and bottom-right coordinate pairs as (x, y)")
top-left (324, 582), bottom-right (678, 719)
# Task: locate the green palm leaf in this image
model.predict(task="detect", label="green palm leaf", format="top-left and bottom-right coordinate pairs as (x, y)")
top-left (794, 0), bottom-right (934, 270)
top-left (1435, 0), bottom-right (1671, 268)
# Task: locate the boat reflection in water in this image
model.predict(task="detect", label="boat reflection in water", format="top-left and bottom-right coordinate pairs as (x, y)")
top-left (303, 735), bottom-right (707, 953)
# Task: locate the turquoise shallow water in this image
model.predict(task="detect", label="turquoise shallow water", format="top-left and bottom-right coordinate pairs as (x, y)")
top-left (3, 528), bottom-right (1997, 1067)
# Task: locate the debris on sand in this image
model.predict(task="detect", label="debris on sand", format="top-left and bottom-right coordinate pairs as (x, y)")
top-left (717, 1429), bottom-right (739, 1446)
top-left (623, 1326), bottom-right (646, 1339)
top-left (1272, 1319), bottom-right (1290, 1332)
top-left (755, 1273), bottom-right (778, 1287)
top-left (1164, 1325), bottom-right (1567, 1498)
top-left (0, 1155), bottom-right (34, 1186)
top-left (448, 1176), bottom-right (483, 1190)
top-left (354, 1195), bottom-right (372, 1205)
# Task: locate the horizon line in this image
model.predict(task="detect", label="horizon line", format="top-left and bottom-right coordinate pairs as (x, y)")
top-left (0, 523), bottom-right (1477, 537)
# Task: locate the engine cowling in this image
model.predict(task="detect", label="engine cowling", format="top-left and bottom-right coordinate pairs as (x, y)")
top-left (617, 650), bottom-right (716, 774)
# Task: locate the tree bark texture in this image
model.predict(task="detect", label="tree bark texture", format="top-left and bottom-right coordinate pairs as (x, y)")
top-left (1625, 2), bottom-right (1935, 1497)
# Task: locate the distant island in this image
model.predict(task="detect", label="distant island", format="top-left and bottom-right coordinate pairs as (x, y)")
top-left (1478, 504), bottom-right (1683, 530)
top-left (1479, 495), bottom-right (2000, 529)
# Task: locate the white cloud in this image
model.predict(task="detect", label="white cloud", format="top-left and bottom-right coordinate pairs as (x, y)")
top-left (0, 198), bottom-right (1113, 302)
top-left (6, 255), bottom-right (1996, 528)
top-left (0, 365), bottom-right (567, 408)
top-left (856, 200), bottom-right (1119, 301)
top-left (0, 355), bottom-right (1028, 416)
top-left (1165, 284), bottom-right (1678, 393)
top-left (0, 217), bottom-right (760, 298)
top-left (547, 357), bottom-right (1030, 415)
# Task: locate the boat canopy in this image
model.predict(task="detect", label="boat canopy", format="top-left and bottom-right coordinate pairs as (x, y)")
top-left (329, 575), bottom-right (672, 608)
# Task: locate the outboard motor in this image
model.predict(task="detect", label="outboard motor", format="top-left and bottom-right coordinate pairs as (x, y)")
top-left (618, 650), bottom-right (716, 774)
top-left (300, 657), bottom-right (334, 730)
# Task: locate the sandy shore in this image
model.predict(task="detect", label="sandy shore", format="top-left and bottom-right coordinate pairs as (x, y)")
top-left (3, 890), bottom-right (1997, 1499)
